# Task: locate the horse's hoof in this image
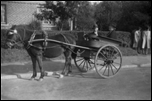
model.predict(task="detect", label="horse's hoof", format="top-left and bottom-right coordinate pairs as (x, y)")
top-left (61, 72), bottom-right (65, 75)
top-left (44, 72), bottom-right (48, 76)
top-left (39, 78), bottom-right (43, 81)
top-left (58, 74), bottom-right (64, 78)
top-left (67, 73), bottom-right (71, 76)
top-left (30, 77), bottom-right (35, 81)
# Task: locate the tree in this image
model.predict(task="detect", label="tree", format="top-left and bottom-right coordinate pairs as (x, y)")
top-left (94, 1), bottom-right (151, 32)
top-left (34, 1), bottom-right (81, 30)
top-left (76, 1), bottom-right (96, 30)
top-left (117, 1), bottom-right (151, 31)
top-left (94, 1), bottom-right (123, 31)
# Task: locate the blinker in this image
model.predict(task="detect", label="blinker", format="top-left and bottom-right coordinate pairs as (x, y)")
top-left (8, 29), bottom-right (17, 35)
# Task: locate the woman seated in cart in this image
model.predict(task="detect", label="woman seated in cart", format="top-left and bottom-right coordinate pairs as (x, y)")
top-left (84, 23), bottom-right (99, 41)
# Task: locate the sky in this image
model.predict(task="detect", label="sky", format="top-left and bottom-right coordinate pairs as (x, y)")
top-left (89, 1), bottom-right (102, 4)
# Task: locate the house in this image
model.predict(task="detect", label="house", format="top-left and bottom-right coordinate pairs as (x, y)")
top-left (1, 1), bottom-right (57, 30)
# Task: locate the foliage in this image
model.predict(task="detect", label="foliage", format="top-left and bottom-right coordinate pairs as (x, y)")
top-left (27, 20), bottom-right (42, 30)
top-left (76, 1), bottom-right (96, 30)
top-left (117, 1), bottom-right (151, 32)
top-left (34, 1), bottom-right (151, 32)
top-left (94, 1), bottom-right (151, 32)
top-left (94, 1), bottom-right (123, 31)
top-left (34, 1), bottom-right (81, 30)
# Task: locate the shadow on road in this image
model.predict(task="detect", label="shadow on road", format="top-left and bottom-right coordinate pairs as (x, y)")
top-left (1, 61), bottom-right (67, 75)
top-left (1, 60), bottom-right (107, 80)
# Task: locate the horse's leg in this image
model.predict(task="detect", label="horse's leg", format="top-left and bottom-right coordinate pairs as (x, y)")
top-left (61, 50), bottom-right (69, 75)
top-left (27, 50), bottom-right (37, 80)
top-left (63, 50), bottom-right (73, 76)
top-left (61, 56), bottom-right (67, 75)
top-left (36, 55), bottom-right (44, 81)
top-left (30, 56), bottom-right (37, 80)
top-left (67, 57), bottom-right (72, 75)
top-left (67, 50), bottom-right (72, 73)
top-left (67, 52), bottom-right (73, 75)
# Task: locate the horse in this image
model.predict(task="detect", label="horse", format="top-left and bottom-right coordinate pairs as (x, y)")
top-left (5, 24), bottom-right (78, 81)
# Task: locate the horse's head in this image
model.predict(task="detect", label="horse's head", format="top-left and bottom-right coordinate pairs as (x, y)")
top-left (5, 25), bottom-right (22, 48)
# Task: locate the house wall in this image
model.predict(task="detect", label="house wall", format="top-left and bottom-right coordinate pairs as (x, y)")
top-left (1, 1), bottom-right (43, 28)
top-left (1, 1), bottom-right (57, 30)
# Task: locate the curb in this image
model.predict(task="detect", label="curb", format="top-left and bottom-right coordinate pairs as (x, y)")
top-left (122, 65), bottom-right (138, 68)
top-left (1, 71), bottom-right (54, 80)
top-left (1, 63), bottom-right (151, 80)
top-left (140, 63), bottom-right (151, 67)
top-left (122, 63), bottom-right (151, 68)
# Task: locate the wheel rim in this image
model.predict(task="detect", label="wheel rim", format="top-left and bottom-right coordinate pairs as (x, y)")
top-left (74, 56), bottom-right (94, 72)
top-left (94, 44), bottom-right (122, 78)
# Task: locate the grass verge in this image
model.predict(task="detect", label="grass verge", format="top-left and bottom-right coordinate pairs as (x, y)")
top-left (1, 47), bottom-right (151, 64)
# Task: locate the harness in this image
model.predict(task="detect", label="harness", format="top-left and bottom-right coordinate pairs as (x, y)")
top-left (27, 31), bottom-right (72, 51)
top-left (9, 28), bottom-right (78, 54)
top-left (27, 30), bottom-right (48, 50)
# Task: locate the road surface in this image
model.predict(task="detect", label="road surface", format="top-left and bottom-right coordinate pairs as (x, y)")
top-left (1, 65), bottom-right (151, 100)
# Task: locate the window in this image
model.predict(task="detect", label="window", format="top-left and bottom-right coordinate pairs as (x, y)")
top-left (36, 5), bottom-right (42, 14)
top-left (1, 4), bottom-right (6, 24)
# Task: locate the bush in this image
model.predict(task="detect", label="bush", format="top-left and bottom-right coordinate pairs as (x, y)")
top-left (1, 28), bottom-right (132, 49)
top-left (110, 31), bottom-right (131, 47)
top-left (1, 29), bottom-right (8, 48)
top-left (119, 47), bottom-right (138, 56)
top-left (1, 48), bottom-right (30, 63)
top-left (45, 30), bottom-right (131, 47)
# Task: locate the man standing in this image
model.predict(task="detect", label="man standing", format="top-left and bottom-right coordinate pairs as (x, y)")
top-left (133, 27), bottom-right (141, 53)
top-left (142, 25), bottom-right (151, 55)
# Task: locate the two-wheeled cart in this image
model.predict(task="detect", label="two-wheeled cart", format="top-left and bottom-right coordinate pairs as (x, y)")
top-left (31, 35), bottom-right (122, 79)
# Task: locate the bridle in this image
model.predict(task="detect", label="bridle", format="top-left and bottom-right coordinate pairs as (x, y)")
top-left (7, 28), bottom-right (36, 49)
top-left (7, 29), bottom-right (26, 46)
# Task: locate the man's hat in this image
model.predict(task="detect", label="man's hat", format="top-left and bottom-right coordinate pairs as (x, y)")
top-left (93, 24), bottom-right (98, 29)
top-left (110, 23), bottom-right (116, 28)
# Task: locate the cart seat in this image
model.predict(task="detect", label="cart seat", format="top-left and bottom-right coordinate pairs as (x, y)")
top-left (82, 39), bottom-right (102, 48)
top-left (84, 34), bottom-right (100, 41)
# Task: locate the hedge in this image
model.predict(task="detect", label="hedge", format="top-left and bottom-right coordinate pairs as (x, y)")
top-left (45, 30), bottom-right (131, 46)
top-left (1, 29), bottom-right (132, 49)
top-left (1, 48), bottom-right (30, 63)
top-left (1, 29), bottom-right (7, 48)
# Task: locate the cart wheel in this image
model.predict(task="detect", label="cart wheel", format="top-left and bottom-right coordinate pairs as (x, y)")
top-left (94, 44), bottom-right (122, 78)
top-left (74, 56), bottom-right (94, 72)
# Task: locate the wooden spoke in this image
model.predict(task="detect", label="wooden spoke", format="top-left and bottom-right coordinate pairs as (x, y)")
top-left (103, 65), bottom-right (108, 75)
top-left (108, 65), bottom-right (110, 76)
top-left (99, 65), bottom-right (105, 72)
top-left (76, 58), bottom-right (84, 62)
top-left (82, 60), bottom-right (86, 70)
top-left (109, 64), bottom-right (114, 75)
top-left (99, 52), bottom-right (107, 60)
top-left (78, 59), bottom-right (85, 67)
top-left (111, 63), bottom-right (118, 71)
